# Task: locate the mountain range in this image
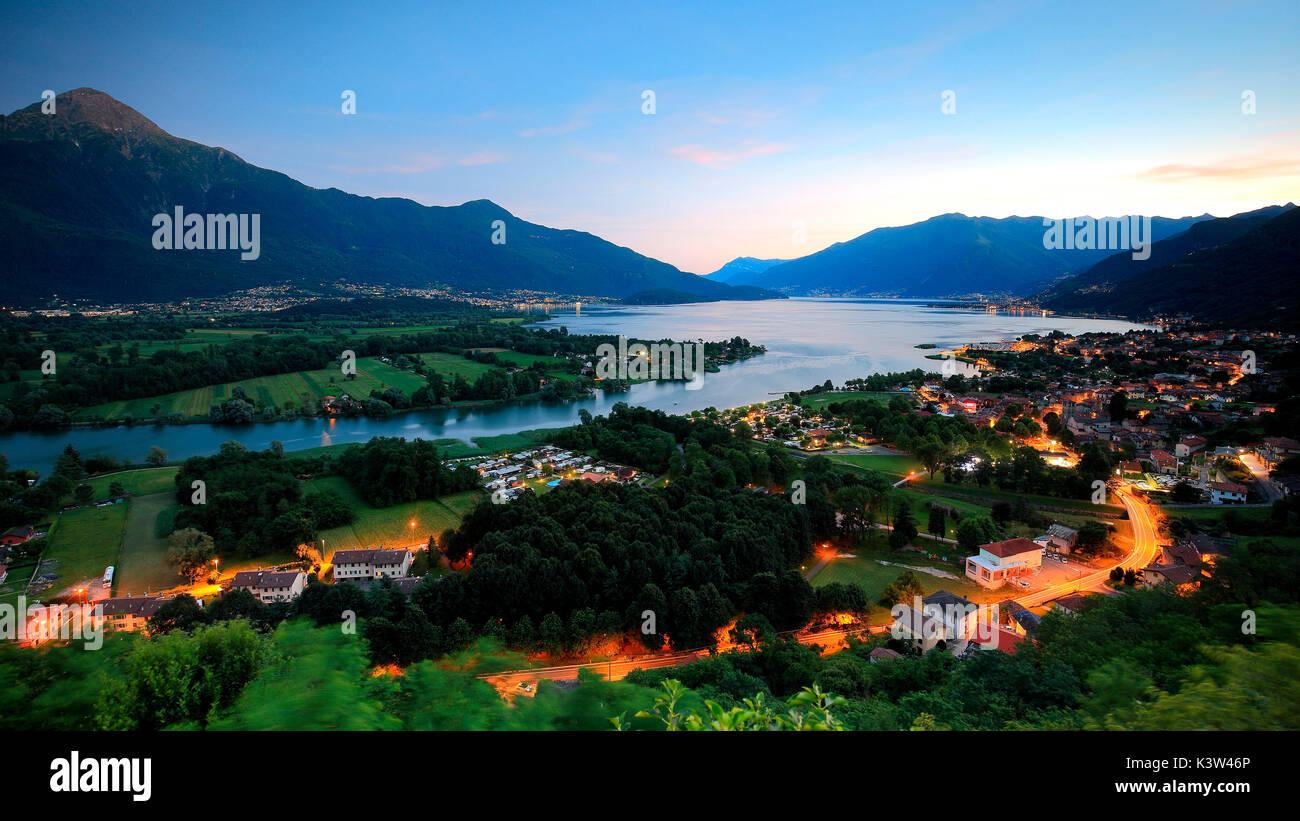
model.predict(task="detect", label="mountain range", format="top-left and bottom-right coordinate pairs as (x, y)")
top-left (720, 213), bottom-right (1211, 297)
top-left (1, 89), bottom-right (1293, 324)
top-left (0, 88), bottom-right (774, 305)
top-left (1039, 204), bottom-right (1299, 324)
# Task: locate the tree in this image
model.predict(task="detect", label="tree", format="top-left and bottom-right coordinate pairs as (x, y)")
top-left (146, 446), bottom-right (168, 467)
top-left (74, 484), bottom-right (94, 505)
top-left (915, 435), bottom-right (946, 478)
top-left (956, 515), bottom-right (999, 553)
top-left (729, 613), bottom-right (776, 648)
top-left (888, 499), bottom-right (918, 548)
top-left (927, 505), bottom-right (946, 538)
top-left (877, 570), bottom-right (924, 609)
top-left (167, 528), bottom-right (216, 583)
top-left (1108, 390), bottom-right (1128, 423)
top-left (538, 612), bottom-right (565, 654)
top-left (148, 594), bottom-right (210, 634)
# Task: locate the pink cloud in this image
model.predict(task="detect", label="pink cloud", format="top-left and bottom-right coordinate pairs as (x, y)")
top-left (459, 151), bottom-right (507, 166)
top-left (669, 141), bottom-right (793, 169)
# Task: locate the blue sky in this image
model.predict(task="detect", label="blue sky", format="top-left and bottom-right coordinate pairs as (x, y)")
top-left (3, 0), bottom-right (1297, 273)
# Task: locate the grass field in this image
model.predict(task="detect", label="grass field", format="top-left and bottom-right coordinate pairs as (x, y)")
top-left (911, 477), bottom-right (1126, 514)
top-left (86, 467), bottom-right (179, 500)
top-left (306, 477), bottom-right (484, 557)
top-left (39, 504), bottom-right (130, 597)
top-left (74, 352), bottom-right (496, 421)
top-left (117, 492), bottom-right (184, 595)
top-left (811, 552), bottom-right (988, 604)
top-left (830, 453), bottom-right (925, 478)
top-left (800, 391), bottom-right (907, 410)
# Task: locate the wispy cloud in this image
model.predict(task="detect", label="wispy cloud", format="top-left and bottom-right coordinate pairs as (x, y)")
top-left (669, 141), bottom-right (794, 169)
top-left (519, 116), bottom-right (588, 138)
top-left (459, 151), bottom-right (507, 166)
top-left (1136, 148), bottom-right (1300, 182)
top-left (696, 107), bottom-right (781, 128)
top-left (330, 154), bottom-right (445, 175)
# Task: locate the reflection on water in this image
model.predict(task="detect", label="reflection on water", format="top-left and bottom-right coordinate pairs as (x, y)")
top-left (0, 299), bottom-right (1146, 474)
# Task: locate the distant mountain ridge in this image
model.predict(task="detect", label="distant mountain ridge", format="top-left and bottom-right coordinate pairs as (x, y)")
top-left (1038, 205), bottom-right (1300, 325)
top-left (724, 212), bottom-right (1211, 297)
top-left (704, 257), bottom-right (786, 283)
top-left (0, 88), bottom-right (765, 305)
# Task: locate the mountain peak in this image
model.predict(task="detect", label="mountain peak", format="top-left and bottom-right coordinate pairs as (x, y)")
top-left (2, 87), bottom-right (170, 140)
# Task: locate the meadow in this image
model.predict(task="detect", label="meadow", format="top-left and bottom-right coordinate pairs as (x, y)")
top-left (306, 476), bottom-right (484, 558)
top-left (74, 352), bottom-right (495, 422)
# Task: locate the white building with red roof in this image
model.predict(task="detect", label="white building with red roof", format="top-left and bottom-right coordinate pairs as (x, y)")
top-left (965, 538), bottom-right (1043, 589)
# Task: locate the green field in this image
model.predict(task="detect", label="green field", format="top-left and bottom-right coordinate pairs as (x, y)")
top-left (911, 478), bottom-right (1125, 515)
top-left (491, 350), bottom-right (578, 380)
top-left (38, 504), bottom-right (130, 598)
top-left (86, 467), bottom-right (179, 499)
top-left (74, 352), bottom-right (496, 422)
top-left (800, 391), bottom-right (907, 410)
top-left (117, 492), bottom-right (184, 595)
top-left (811, 552), bottom-right (987, 604)
top-left (306, 477), bottom-right (484, 557)
top-left (830, 453), bottom-right (925, 478)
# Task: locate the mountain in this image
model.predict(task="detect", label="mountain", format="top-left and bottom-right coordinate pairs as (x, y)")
top-left (704, 256), bottom-right (786, 283)
top-left (1038, 206), bottom-right (1300, 325)
top-left (0, 88), bottom-right (757, 305)
top-left (724, 213), bottom-right (1210, 297)
top-left (1037, 204), bottom-right (1294, 308)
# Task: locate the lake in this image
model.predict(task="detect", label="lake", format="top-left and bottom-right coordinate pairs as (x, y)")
top-left (0, 299), bottom-right (1146, 474)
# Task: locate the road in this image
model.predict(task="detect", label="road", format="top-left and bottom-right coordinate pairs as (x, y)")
top-left (1013, 487), bottom-right (1159, 608)
top-left (1240, 451), bottom-right (1282, 504)
top-left (482, 625), bottom-right (890, 690)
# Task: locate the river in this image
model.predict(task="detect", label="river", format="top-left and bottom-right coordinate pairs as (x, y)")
top-left (0, 299), bottom-right (1146, 474)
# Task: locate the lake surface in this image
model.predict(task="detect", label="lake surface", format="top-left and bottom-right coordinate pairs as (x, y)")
top-left (0, 299), bottom-right (1147, 474)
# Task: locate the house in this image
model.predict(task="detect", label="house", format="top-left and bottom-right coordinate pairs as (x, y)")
top-left (965, 538), bottom-right (1043, 589)
top-left (1260, 436), bottom-right (1300, 466)
top-left (389, 576), bottom-right (427, 596)
top-left (868, 647), bottom-right (903, 663)
top-left (1140, 563), bottom-right (1201, 590)
top-left (1034, 523), bottom-right (1078, 555)
top-left (97, 594), bottom-right (169, 632)
top-left (1149, 450), bottom-right (1177, 474)
top-left (230, 569), bottom-right (307, 603)
top-left (1119, 460), bottom-right (1144, 476)
top-left (995, 600), bottom-right (1041, 637)
top-left (1207, 481), bottom-right (1247, 504)
top-left (0, 525), bottom-right (34, 546)
top-left (975, 625), bottom-right (1028, 653)
top-left (332, 548), bottom-right (413, 583)
top-left (891, 590), bottom-right (980, 652)
top-left (1175, 435), bottom-right (1207, 459)
top-left (1052, 593), bottom-right (1090, 615)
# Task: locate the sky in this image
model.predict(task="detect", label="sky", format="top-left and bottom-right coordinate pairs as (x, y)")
top-left (2, 0), bottom-right (1298, 274)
